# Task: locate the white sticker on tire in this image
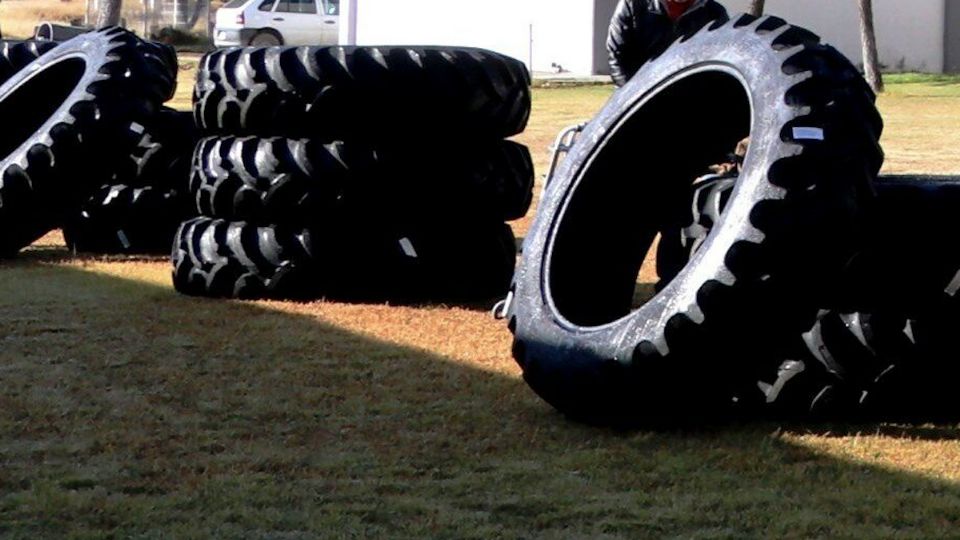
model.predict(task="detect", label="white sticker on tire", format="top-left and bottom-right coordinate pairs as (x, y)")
top-left (399, 238), bottom-right (418, 258)
top-left (792, 127), bottom-right (825, 141)
top-left (944, 268), bottom-right (960, 296)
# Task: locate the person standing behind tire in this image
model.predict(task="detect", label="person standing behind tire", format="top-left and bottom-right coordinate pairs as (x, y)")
top-left (607, 0), bottom-right (729, 86)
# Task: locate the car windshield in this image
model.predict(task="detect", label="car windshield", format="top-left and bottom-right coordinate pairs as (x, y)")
top-left (223, 0), bottom-right (249, 7)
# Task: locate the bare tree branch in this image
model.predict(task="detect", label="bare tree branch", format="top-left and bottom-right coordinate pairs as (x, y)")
top-left (748, 0), bottom-right (765, 17)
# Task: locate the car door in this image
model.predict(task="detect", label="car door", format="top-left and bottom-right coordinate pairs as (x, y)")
top-left (319, 0), bottom-right (339, 45)
top-left (244, 0), bottom-right (279, 31)
top-left (271, 0), bottom-right (321, 45)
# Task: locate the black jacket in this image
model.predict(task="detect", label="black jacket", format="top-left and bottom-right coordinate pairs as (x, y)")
top-left (607, 0), bottom-right (729, 86)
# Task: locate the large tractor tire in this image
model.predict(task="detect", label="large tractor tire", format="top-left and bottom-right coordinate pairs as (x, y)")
top-left (190, 136), bottom-right (534, 224)
top-left (506, 15), bottom-right (882, 426)
top-left (63, 184), bottom-right (186, 255)
top-left (172, 216), bottom-right (516, 301)
top-left (193, 46), bottom-right (531, 142)
top-left (64, 108), bottom-right (197, 255)
top-left (172, 217), bottom-right (320, 299)
top-left (762, 176), bottom-right (960, 421)
top-left (0, 40), bottom-right (58, 81)
top-left (0, 28), bottom-right (176, 256)
top-left (660, 170), bottom-right (960, 421)
top-left (120, 107), bottom-right (198, 190)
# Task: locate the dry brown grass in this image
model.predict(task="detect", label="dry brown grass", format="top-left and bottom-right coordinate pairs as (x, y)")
top-left (0, 0), bottom-right (215, 39)
top-left (877, 78), bottom-right (960, 174)
top-left (2, 73), bottom-right (960, 537)
top-left (0, 0), bottom-right (85, 39)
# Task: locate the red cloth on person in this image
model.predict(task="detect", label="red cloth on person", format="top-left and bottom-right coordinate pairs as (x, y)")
top-left (664, 1), bottom-right (693, 21)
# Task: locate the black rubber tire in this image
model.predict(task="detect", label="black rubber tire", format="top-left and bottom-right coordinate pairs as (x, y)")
top-left (0, 41), bottom-right (58, 82)
top-left (189, 136), bottom-right (534, 224)
top-left (63, 184), bottom-right (186, 254)
top-left (193, 46), bottom-right (531, 141)
top-left (172, 216), bottom-right (516, 301)
top-left (63, 108), bottom-right (197, 255)
top-left (766, 176), bottom-right (960, 420)
top-left (352, 218), bottom-right (517, 302)
top-left (753, 311), bottom-right (917, 420)
top-left (507, 15), bottom-right (881, 426)
top-left (117, 107), bottom-right (199, 190)
top-left (0, 38), bottom-right (177, 100)
top-left (371, 141), bottom-right (534, 223)
top-left (834, 175), bottom-right (960, 315)
top-left (139, 40), bottom-right (179, 102)
top-left (665, 174), bottom-right (960, 421)
top-left (172, 217), bottom-right (319, 299)
top-left (249, 31), bottom-right (283, 47)
top-left (655, 173), bottom-right (736, 288)
top-left (0, 28), bottom-right (177, 257)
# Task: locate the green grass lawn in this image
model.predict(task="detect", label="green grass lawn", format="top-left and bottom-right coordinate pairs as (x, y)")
top-left (1, 74), bottom-right (960, 538)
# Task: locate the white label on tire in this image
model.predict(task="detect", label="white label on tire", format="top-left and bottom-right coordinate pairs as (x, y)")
top-left (792, 127), bottom-right (825, 141)
top-left (903, 319), bottom-right (916, 344)
top-left (104, 186), bottom-right (123, 205)
top-left (945, 268), bottom-right (960, 296)
top-left (116, 230), bottom-right (131, 249)
top-left (399, 238), bottom-right (418, 258)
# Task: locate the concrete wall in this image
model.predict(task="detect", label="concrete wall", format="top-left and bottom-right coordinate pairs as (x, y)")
top-left (339, 0), bottom-right (600, 74)
top-left (945, 0), bottom-right (960, 73)
top-left (593, 0), bottom-right (619, 75)
top-left (339, 0), bottom-right (533, 67)
top-left (528, 0), bottom-right (596, 74)
top-left (722, 0), bottom-right (946, 72)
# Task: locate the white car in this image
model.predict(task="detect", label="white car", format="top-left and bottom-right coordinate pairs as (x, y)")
top-left (214, 0), bottom-right (340, 47)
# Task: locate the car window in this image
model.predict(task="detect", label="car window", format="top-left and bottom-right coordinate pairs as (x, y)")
top-left (325, 0), bottom-right (339, 16)
top-left (258, 0), bottom-right (276, 11)
top-left (275, 0), bottom-right (317, 13)
top-left (224, 0), bottom-right (249, 8)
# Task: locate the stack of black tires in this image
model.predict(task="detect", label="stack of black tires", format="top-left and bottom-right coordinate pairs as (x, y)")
top-left (669, 174), bottom-right (960, 422)
top-left (0, 29), bottom-right (185, 257)
top-left (63, 107), bottom-right (198, 254)
top-left (506, 14), bottom-right (960, 425)
top-left (173, 45), bottom-right (534, 302)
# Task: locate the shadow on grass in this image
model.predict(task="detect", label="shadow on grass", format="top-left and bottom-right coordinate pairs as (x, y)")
top-left (17, 244), bottom-right (503, 313)
top-left (1, 253), bottom-right (959, 537)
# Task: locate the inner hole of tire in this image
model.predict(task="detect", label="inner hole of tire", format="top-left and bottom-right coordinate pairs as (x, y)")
top-left (550, 70), bottom-right (750, 327)
top-left (0, 57), bottom-right (86, 159)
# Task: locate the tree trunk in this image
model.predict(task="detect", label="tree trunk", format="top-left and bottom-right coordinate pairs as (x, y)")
top-left (185, 0), bottom-right (210, 28)
top-left (748, 0), bottom-right (765, 17)
top-left (858, 0), bottom-right (884, 93)
top-left (96, 0), bottom-right (123, 28)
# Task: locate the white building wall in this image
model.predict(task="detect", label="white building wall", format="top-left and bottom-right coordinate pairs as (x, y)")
top-left (722, 0), bottom-right (945, 72)
top-left (341, 0), bottom-right (948, 75)
top-left (527, 0), bottom-right (596, 74)
top-left (339, 0), bottom-right (598, 74)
